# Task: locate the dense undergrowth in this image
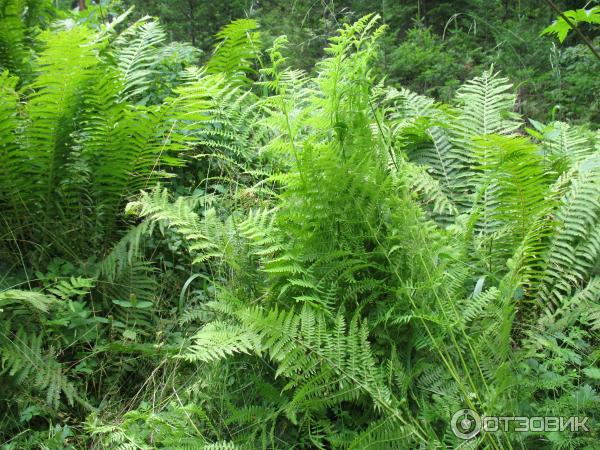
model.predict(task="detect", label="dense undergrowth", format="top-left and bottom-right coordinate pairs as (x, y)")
top-left (0, 1), bottom-right (599, 449)
top-left (123, 0), bottom-right (600, 125)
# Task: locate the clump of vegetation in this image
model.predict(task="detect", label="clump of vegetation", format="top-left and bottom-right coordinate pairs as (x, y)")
top-left (0, 1), bottom-right (599, 449)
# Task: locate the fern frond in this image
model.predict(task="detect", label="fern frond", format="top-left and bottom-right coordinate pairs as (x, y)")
top-left (127, 187), bottom-right (223, 265)
top-left (0, 70), bottom-right (21, 220)
top-left (348, 418), bottom-right (423, 449)
top-left (400, 159), bottom-right (458, 220)
top-left (0, 328), bottom-right (76, 407)
top-left (0, 289), bottom-right (55, 313)
top-left (202, 443), bottom-right (238, 450)
top-left (114, 18), bottom-right (167, 101)
top-left (541, 121), bottom-right (595, 172)
top-left (450, 69), bottom-right (519, 209)
top-left (538, 155), bottom-right (600, 312)
top-left (179, 321), bottom-right (261, 363)
top-left (170, 70), bottom-right (266, 167)
top-left (386, 86), bottom-right (437, 119)
top-left (453, 69), bottom-right (519, 138)
top-left (99, 221), bottom-right (154, 282)
top-left (0, 0), bottom-right (27, 73)
top-left (460, 287), bottom-right (500, 325)
top-left (233, 305), bottom-right (408, 422)
top-left (471, 135), bottom-right (551, 269)
top-left (62, 68), bottom-right (180, 250)
top-left (0, 0), bottom-right (53, 76)
top-left (206, 19), bottom-right (261, 86)
top-left (46, 276), bottom-right (94, 300)
top-left (6, 26), bottom-right (97, 226)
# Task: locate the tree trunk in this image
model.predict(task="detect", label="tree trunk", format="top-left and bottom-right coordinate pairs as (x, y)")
top-left (187, 0), bottom-right (197, 47)
top-left (78, 0), bottom-right (86, 11)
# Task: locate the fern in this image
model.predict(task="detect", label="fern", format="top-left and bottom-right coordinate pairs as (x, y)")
top-left (0, 329), bottom-right (76, 408)
top-left (71, 69), bottom-right (180, 247)
top-left (168, 68), bottom-right (267, 179)
top-left (45, 276), bottom-right (95, 300)
top-left (0, 71), bottom-right (20, 222)
top-left (399, 158), bottom-right (458, 220)
top-left (1, 26), bottom-right (97, 230)
top-left (2, 12), bottom-right (600, 449)
top-left (127, 187), bottom-right (225, 266)
top-left (537, 155), bottom-right (600, 312)
top-left (114, 18), bottom-right (167, 101)
top-left (179, 299), bottom-right (426, 444)
top-left (471, 134), bottom-right (551, 274)
top-left (180, 321), bottom-right (261, 363)
top-left (0, 289), bottom-right (77, 409)
top-left (0, 0), bottom-right (27, 73)
top-left (0, 22), bottom-right (185, 262)
top-left (0, 0), bottom-right (53, 77)
top-left (0, 288), bottom-right (55, 313)
top-left (206, 19), bottom-right (261, 86)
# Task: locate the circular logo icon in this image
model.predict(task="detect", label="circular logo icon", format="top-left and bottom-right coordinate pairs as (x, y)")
top-left (451, 409), bottom-right (482, 440)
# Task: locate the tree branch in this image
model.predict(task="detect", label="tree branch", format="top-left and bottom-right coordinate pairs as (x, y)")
top-left (543, 0), bottom-right (600, 62)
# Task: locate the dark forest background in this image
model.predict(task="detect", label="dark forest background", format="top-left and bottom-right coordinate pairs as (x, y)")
top-left (118, 0), bottom-right (599, 123)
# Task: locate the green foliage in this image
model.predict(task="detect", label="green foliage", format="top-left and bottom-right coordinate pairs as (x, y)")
top-left (114, 17), bottom-right (168, 101)
top-left (0, 288), bottom-right (77, 412)
top-left (127, 15), bottom-right (586, 448)
top-left (542, 6), bottom-right (600, 42)
top-left (121, 0), bottom-right (600, 124)
top-left (0, 0), bottom-right (54, 78)
top-left (206, 18), bottom-right (261, 86)
top-left (0, 19), bottom-right (188, 265)
top-left (1, 8), bottom-right (600, 450)
top-left (537, 156), bottom-right (600, 312)
top-left (387, 26), bottom-right (462, 100)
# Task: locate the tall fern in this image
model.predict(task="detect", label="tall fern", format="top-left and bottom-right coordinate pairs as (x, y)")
top-left (206, 19), bottom-right (261, 86)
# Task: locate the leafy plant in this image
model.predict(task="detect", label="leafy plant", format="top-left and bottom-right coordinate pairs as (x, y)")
top-left (1, 8), bottom-right (600, 450)
top-left (542, 5), bottom-right (600, 43)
